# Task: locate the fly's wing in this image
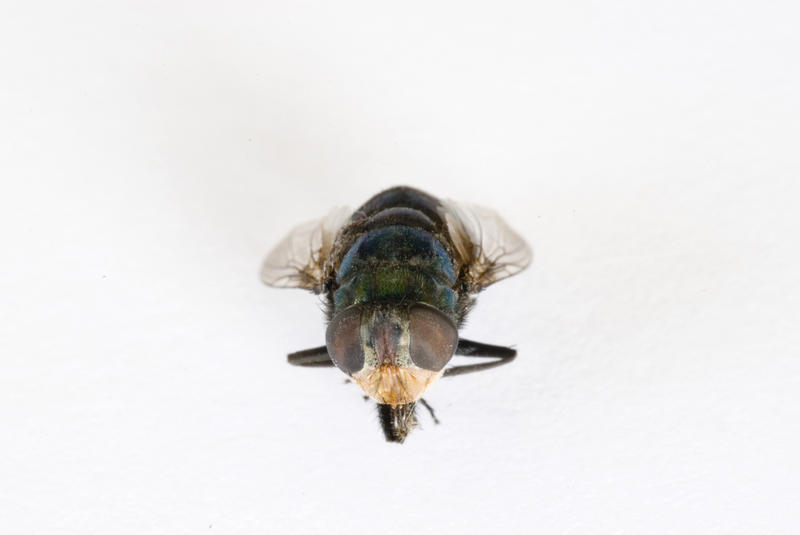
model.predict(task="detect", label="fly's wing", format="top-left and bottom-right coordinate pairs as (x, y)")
top-left (260, 207), bottom-right (352, 292)
top-left (441, 200), bottom-right (532, 290)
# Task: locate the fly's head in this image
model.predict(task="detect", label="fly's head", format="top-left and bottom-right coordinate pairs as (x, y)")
top-left (325, 303), bottom-right (458, 405)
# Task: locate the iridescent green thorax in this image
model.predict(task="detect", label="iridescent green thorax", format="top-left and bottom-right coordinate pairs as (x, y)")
top-left (332, 225), bottom-right (458, 315)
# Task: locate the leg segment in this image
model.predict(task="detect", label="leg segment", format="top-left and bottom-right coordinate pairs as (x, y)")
top-left (443, 338), bottom-right (517, 377)
top-left (287, 346), bottom-right (334, 367)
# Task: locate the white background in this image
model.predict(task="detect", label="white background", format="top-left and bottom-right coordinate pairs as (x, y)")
top-left (1, 1), bottom-right (798, 534)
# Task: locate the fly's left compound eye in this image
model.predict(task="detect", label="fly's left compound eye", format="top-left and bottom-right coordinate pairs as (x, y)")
top-left (325, 306), bottom-right (365, 375)
top-left (408, 304), bottom-right (458, 372)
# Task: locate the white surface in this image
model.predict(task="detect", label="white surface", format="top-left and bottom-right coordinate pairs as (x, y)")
top-left (1, 1), bottom-right (798, 534)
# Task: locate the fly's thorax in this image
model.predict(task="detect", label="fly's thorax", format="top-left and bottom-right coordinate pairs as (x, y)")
top-left (331, 225), bottom-right (459, 314)
top-left (333, 266), bottom-right (457, 315)
top-left (325, 303), bottom-right (459, 405)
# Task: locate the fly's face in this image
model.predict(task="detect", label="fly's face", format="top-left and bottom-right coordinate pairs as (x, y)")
top-left (326, 304), bottom-right (458, 405)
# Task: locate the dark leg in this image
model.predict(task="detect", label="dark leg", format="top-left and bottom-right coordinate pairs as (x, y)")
top-left (287, 346), bottom-right (334, 367)
top-left (418, 398), bottom-right (440, 424)
top-left (443, 338), bottom-right (517, 377)
top-left (456, 339), bottom-right (517, 359)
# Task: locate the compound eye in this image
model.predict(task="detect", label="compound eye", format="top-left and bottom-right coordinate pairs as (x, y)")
top-left (325, 306), bottom-right (365, 375)
top-left (408, 304), bottom-right (458, 372)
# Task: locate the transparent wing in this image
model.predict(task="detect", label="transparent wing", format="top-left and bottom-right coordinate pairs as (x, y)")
top-left (441, 200), bottom-right (532, 289)
top-left (260, 206), bottom-right (352, 291)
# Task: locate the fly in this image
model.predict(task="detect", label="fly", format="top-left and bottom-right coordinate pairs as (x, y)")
top-left (261, 186), bottom-right (532, 442)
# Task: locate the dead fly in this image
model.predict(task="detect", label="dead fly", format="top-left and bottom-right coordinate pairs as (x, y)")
top-left (261, 186), bottom-right (531, 442)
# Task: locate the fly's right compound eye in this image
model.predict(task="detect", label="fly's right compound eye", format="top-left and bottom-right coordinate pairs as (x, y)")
top-left (407, 303), bottom-right (458, 372)
top-left (325, 306), bottom-right (364, 375)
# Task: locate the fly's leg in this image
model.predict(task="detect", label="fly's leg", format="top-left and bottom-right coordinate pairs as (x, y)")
top-left (287, 346), bottom-right (334, 367)
top-left (443, 338), bottom-right (517, 377)
top-left (418, 398), bottom-right (440, 424)
top-left (455, 339), bottom-right (516, 358)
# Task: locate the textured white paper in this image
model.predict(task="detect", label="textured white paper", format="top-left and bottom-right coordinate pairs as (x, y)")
top-left (1, 2), bottom-right (798, 533)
